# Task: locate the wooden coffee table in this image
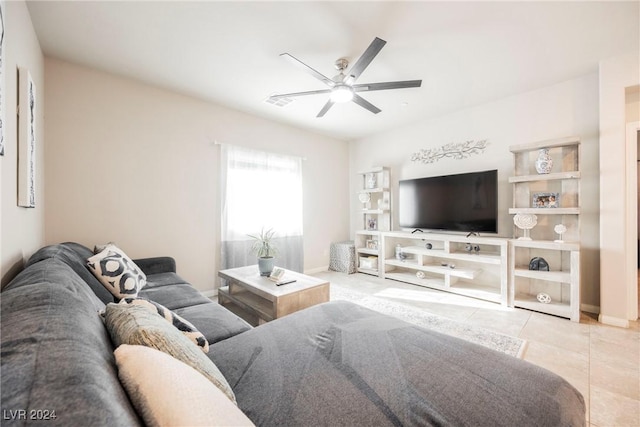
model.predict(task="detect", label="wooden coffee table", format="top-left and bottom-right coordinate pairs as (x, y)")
top-left (217, 265), bottom-right (330, 324)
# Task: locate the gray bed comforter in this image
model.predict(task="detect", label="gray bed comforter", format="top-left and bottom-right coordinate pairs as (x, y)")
top-left (211, 301), bottom-right (585, 427)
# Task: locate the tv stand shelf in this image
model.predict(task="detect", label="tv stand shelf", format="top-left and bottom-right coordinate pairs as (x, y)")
top-left (385, 259), bottom-right (482, 280)
top-left (378, 231), bottom-right (509, 305)
top-left (398, 245), bottom-right (503, 265)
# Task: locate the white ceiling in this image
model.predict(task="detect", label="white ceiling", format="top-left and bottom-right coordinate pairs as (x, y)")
top-left (26, 1), bottom-right (639, 141)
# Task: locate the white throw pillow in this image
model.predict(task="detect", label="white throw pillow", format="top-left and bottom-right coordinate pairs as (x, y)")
top-left (114, 344), bottom-right (254, 426)
top-left (87, 244), bottom-right (146, 299)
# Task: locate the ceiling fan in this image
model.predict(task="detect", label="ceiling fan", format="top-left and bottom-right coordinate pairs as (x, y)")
top-left (268, 37), bottom-right (422, 118)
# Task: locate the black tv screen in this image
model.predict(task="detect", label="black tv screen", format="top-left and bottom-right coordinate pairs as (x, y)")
top-left (398, 169), bottom-right (498, 233)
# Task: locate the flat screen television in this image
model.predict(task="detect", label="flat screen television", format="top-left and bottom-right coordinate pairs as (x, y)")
top-left (398, 169), bottom-right (498, 233)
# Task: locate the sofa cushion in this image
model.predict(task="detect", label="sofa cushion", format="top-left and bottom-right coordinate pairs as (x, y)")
top-left (104, 303), bottom-right (236, 403)
top-left (174, 302), bottom-right (252, 345)
top-left (211, 301), bottom-right (585, 427)
top-left (133, 257), bottom-right (177, 275)
top-left (87, 244), bottom-right (147, 299)
top-left (115, 345), bottom-right (255, 427)
top-left (138, 283), bottom-right (211, 310)
top-left (1, 260), bottom-right (141, 426)
top-left (120, 297), bottom-right (210, 353)
top-left (138, 276), bottom-right (252, 344)
top-left (144, 272), bottom-right (190, 289)
top-left (23, 242), bottom-right (115, 304)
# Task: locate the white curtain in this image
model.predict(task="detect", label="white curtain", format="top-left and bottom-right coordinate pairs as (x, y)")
top-left (220, 144), bottom-right (304, 272)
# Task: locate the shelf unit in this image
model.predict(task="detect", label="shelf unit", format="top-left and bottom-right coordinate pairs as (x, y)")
top-left (379, 231), bottom-right (509, 305)
top-left (508, 136), bottom-right (581, 321)
top-left (509, 240), bottom-right (580, 321)
top-left (354, 167), bottom-right (390, 274)
top-left (509, 136), bottom-right (581, 241)
top-left (354, 230), bottom-right (382, 275)
top-left (357, 166), bottom-right (391, 232)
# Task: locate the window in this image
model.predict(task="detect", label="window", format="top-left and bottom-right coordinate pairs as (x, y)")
top-left (220, 145), bottom-right (303, 271)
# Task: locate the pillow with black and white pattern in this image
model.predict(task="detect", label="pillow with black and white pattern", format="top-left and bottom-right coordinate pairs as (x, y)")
top-left (87, 244), bottom-right (146, 299)
top-left (119, 297), bottom-right (210, 353)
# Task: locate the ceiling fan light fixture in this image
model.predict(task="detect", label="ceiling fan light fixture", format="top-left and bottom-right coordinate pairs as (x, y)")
top-left (275, 37), bottom-right (421, 117)
top-left (330, 84), bottom-right (354, 103)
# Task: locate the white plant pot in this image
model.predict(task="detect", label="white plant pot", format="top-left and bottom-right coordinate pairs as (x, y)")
top-left (258, 257), bottom-right (275, 276)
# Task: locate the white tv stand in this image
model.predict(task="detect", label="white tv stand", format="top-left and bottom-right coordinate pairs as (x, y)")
top-left (362, 231), bottom-right (509, 306)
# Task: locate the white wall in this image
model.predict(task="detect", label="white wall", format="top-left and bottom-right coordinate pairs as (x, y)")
top-left (599, 52), bottom-right (640, 326)
top-left (350, 73), bottom-right (600, 309)
top-left (0, 1), bottom-right (45, 287)
top-left (44, 58), bottom-right (349, 293)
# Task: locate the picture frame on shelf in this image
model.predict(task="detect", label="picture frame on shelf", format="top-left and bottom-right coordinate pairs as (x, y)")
top-left (532, 192), bottom-right (559, 208)
top-left (366, 239), bottom-right (378, 250)
top-left (367, 218), bottom-right (377, 230)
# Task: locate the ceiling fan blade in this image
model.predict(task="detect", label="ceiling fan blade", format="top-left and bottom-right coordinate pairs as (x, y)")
top-left (269, 89), bottom-right (332, 100)
top-left (351, 94), bottom-right (381, 114)
top-left (316, 99), bottom-right (335, 117)
top-left (345, 37), bottom-right (387, 84)
top-left (353, 80), bottom-right (422, 92)
top-left (280, 53), bottom-right (335, 87)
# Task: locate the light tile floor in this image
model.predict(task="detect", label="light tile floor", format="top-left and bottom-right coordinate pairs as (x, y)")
top-left (314, 270), bottom-right (640, 427)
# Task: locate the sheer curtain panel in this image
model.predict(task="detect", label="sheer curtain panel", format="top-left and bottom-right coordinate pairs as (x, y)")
top-left (220, 144), bottom-right (304, 272)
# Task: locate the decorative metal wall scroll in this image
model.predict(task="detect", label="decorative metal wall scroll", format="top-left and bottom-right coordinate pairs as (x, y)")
top-left (411, 139), bottom-right (489, 164)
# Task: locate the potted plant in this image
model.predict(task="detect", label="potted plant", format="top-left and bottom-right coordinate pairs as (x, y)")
top-left (248, 227), bottom-right (278, 276)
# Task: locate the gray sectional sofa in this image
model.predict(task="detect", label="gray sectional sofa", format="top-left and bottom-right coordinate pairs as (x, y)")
top-left (1, 242), bottom-right (586, 426)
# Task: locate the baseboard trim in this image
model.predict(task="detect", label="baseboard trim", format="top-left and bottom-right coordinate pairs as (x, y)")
top-left (201, 289), bottom-right (217, 298)
top-left (598, 314), bottom-right (630, 328)
top-left (304, 266), bottom-right (329, 275)
top-left (580, 304), bottom-right (599, 314)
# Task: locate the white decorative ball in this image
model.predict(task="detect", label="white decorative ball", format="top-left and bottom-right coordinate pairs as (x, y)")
top-left (536, 293), bottom-right (552, 304)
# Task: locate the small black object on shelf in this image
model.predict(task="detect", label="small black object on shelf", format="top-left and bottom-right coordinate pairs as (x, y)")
top-left (528, 257), bottom-right (549, 271)
top-left (464, 243), bottom-right (480, 253)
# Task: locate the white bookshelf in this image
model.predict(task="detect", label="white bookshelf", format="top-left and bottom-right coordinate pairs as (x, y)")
top-left (354, 167), bottom-right (391, 275)
top-left (508, 136), bottom-right (581, 321)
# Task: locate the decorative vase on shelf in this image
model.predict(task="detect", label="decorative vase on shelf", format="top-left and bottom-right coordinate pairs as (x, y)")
top-left (366, 173), bottom-right (377, 189)
top-left (535, 148), bottom-right (553, 174)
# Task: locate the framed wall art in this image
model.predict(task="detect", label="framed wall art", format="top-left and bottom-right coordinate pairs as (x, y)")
top-left (18, 67), bottom-right (36, 207)
top-left (0, 0), bottom-right (5, 156)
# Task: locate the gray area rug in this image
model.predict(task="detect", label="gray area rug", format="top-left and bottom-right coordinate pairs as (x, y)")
top-left (331, 283), bottom-right (527, 358)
